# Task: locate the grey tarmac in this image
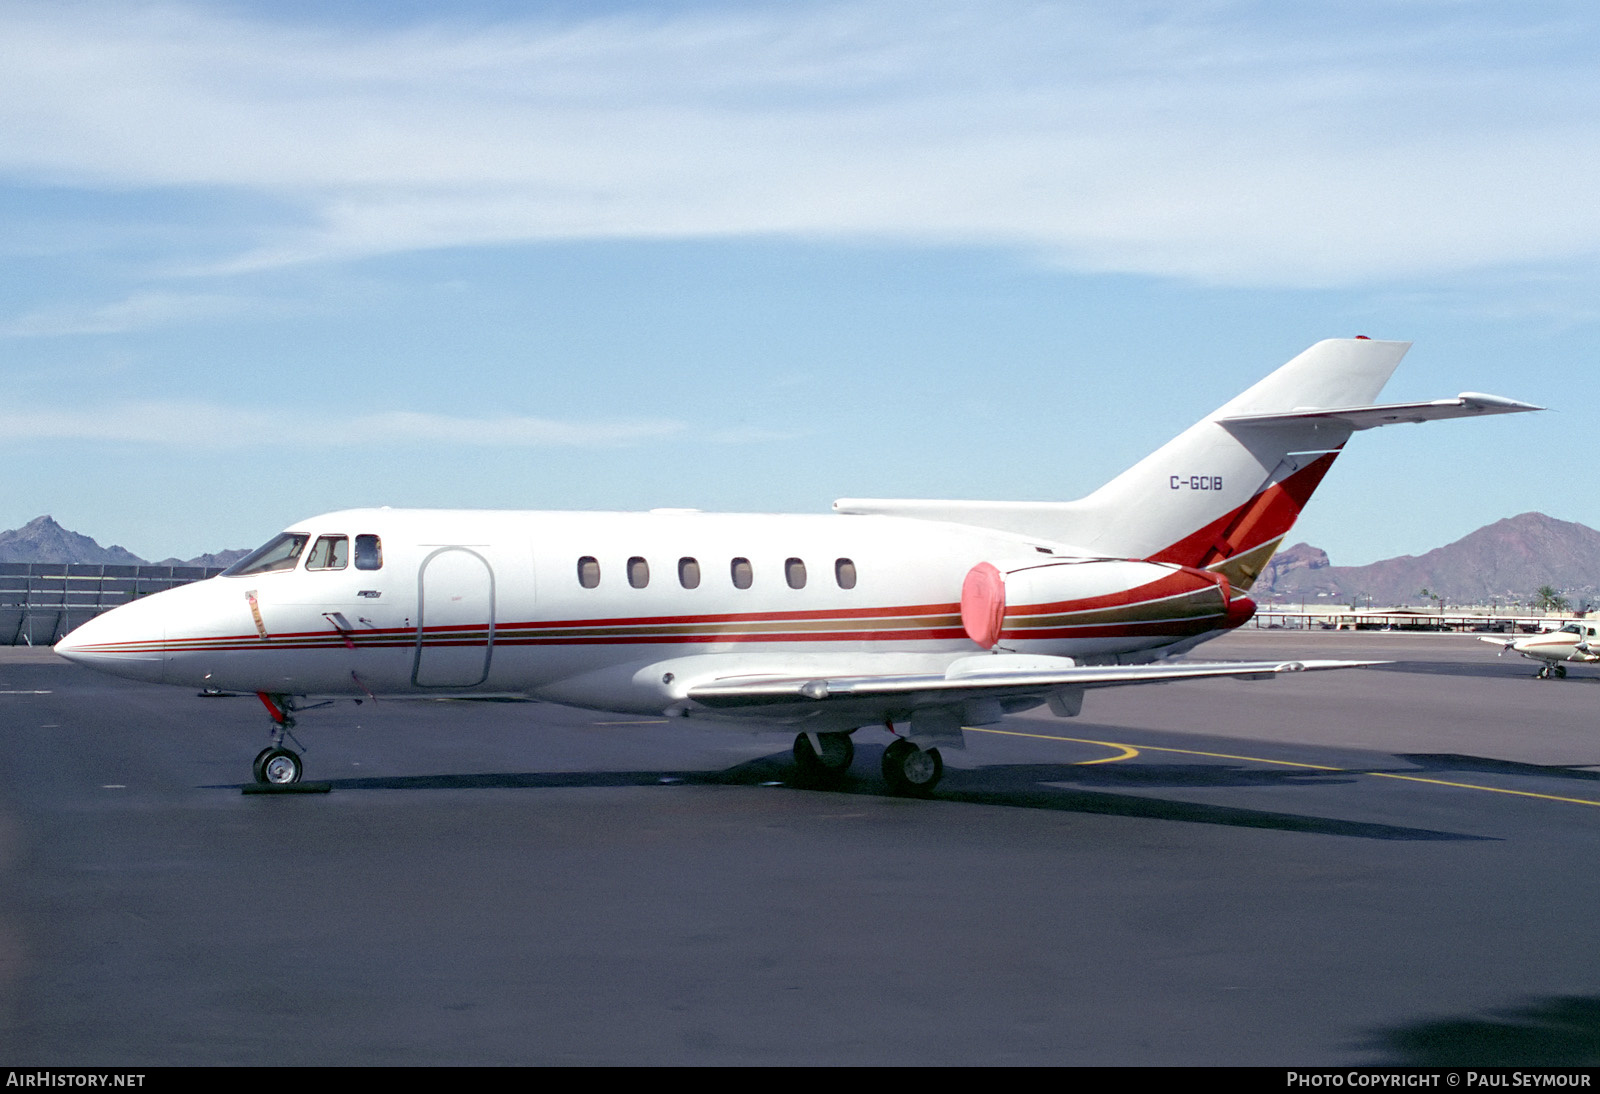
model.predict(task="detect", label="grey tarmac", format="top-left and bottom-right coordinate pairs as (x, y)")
top-left (2, 630), bottom-right (1599, 1065)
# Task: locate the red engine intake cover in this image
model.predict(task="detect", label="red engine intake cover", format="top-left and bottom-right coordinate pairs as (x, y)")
top-left (960, 561), bottom-right (1007, 649)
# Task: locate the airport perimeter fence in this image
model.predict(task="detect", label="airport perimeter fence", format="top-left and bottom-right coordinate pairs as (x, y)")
top-left (0, 562), bottom-right (225, 646)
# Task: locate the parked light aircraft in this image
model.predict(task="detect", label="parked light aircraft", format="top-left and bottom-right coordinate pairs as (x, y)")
top-left (1481, 623), bottom-right (1599, 678)
top-left (56, 338), bottom-right (1538, 793)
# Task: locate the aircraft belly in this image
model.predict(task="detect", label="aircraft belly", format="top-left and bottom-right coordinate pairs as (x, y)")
top-left (528, 642), bottom-right (972, 715)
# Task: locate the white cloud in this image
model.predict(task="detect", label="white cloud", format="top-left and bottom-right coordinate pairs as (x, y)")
top-left (1, 2), bottom-right (1598, 285)
top-left (0, 401), bottom-right (687, 449)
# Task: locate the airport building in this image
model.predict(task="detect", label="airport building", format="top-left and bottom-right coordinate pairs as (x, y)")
top-left (1, 562), bottom-right (224, 646)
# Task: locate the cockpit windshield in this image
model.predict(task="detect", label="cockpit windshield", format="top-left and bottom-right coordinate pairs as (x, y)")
top-left (222, 532), bottom-right (310, 577)
top-left (1559, 623), bottom-right (1584, 635)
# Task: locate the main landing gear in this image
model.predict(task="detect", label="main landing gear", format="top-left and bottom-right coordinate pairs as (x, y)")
top-left (881, 737), bottom-right (943, 796)
top-left (792, 731), bottom-right (855, 782)
top-left (790, 727), bottom-right (945, 795)
top-left (253, 692), bottom-right (304, 785)
top-left (1537, 664), bottom-right (1568, 680)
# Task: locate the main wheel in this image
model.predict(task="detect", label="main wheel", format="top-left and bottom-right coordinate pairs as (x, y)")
top-left (793, 732), bottom-right (855, 781)
top-left (256, 747), bottom-right (303, 785)
top-left (882, 739), bottom-right (943, 796)
top-left (1555, 664), bottom-right (1569, 678)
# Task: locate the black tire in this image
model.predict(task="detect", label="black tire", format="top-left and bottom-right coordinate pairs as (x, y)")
top-left (258, 747), bottom-right (303, 785)
top-left (1555, 664), bottom-right (1569, 679)
top-left (882, 739), bottom-right (943, 796)
top-left (793, 732), bottom-right (854, 780)
top-left (251, 747), bottom-right (275, 784)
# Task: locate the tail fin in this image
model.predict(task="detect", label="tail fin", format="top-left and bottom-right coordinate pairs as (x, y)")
top-left (1076, 337), bottom-right (1409, 589)
top-left (835, 338), bottom-right (1538, 590)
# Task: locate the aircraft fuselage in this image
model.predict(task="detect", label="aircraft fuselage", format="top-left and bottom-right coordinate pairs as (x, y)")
top-left (58, 507), bottom-right (1249, 722)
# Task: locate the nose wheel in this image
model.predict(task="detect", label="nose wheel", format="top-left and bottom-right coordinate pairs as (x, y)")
top-left (252, 746), bottom-right (303, 785)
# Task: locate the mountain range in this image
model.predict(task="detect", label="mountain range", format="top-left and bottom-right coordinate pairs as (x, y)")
top-left (0, 516), bottom-right (250, 569)
top-left (2, 511), bottom-right (1596, 607)
top-left (1256, 512), bottom-right (1600, 607)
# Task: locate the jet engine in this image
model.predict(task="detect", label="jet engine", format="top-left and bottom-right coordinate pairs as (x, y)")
top-left (959, 558), bottom-right (1254, 651)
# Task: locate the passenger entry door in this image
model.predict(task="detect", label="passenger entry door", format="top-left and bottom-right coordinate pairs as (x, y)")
top-left (412, 547), bottom-right (495, 688)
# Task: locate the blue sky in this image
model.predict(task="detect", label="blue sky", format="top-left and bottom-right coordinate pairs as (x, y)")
top-left (0, 0), bottom-right (1593, 563)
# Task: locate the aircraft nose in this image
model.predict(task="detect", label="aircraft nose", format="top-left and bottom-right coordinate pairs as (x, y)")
top-left (54, 593), bottom-right (169, 683)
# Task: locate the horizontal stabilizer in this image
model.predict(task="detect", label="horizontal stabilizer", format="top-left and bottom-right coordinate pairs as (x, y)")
top-left (1218, 392), bottom-right (1541, 432)
top-left (688, 658), bottom-right (1385, 711)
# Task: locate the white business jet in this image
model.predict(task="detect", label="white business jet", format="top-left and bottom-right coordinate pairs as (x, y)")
top-left (55, 339), bottom-right (1538, 793)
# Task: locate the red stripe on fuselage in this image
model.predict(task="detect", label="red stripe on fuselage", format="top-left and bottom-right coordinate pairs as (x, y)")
top-left (531, 601), bottom-right (963, 629)
top-left (1002, 617), bottom-right (1224, 641)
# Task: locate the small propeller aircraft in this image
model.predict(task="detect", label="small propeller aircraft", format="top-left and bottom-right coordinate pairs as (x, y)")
top-left (1481, 621), bottom-right (1599, 678)
top-left (55, 338), bottom-right (1539, 793)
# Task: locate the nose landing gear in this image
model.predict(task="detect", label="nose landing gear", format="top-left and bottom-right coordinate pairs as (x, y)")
top-left (253, 692), bottom-right (304, 785)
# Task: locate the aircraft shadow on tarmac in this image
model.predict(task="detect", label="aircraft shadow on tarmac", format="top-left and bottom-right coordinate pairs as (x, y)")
top-left (259, 745), bottom-right (1489, 843)
top-left (1367, 994), bottom-right (1600, 1066)
top-left (1396, 753), bottom-right (1600, 783)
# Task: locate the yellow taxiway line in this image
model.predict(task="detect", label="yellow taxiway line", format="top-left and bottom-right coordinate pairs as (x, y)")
top-left (967, 726), bottom-right (1600, 809)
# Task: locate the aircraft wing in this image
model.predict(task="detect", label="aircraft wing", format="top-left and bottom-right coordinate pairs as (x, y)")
top-left (1218, 392), bottom-right (1541, 432)
top-left (687, 657), bottom-right (1384, 712)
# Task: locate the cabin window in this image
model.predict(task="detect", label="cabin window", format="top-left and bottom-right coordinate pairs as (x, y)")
top-left (678, 557), bottom-right (700, 589)
top-left (306, 535), bottom-right (349, 571)
top-left (785, 557), bottom-right (807, 589)
top-left (222, 532), bottom-right (309, 577)
top-left (628, 556), bottom-right (650, 589)
top-left (354, 534), bottom-right (382, 571)
top-left (577, 556), bottom-right (600, 589)
top-left (835, 558), bottom-right (857, 589)
top-left (731, 557), bottom-right (753, 589)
